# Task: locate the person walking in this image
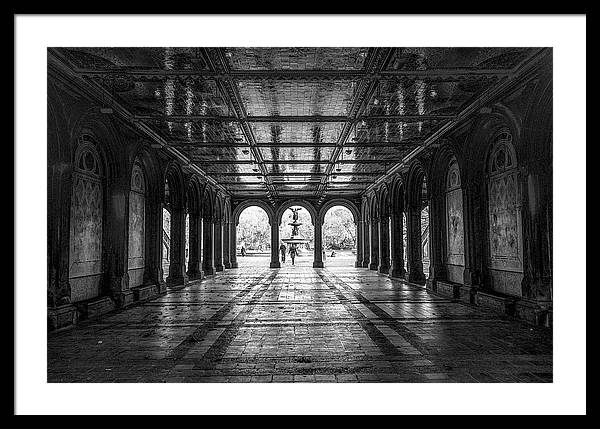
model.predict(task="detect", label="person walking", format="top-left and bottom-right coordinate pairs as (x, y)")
top-left (279, 243), bottom-right (287, 263)
top-left (240, 246), bottom-right (246, 257)
top-left (289, 245), bottom-right (298, 266)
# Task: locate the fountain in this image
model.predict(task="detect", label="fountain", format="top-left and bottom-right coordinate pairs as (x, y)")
top-left (281, 207), bottom-right (310, 248)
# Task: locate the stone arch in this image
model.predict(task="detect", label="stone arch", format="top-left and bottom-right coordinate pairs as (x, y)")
top-left (223, 199), bottom-right (232, 223)
top-left (463, 104), bottom-right (523, 184)
top-left (276, 199), bottom-right (317, 226)
top-left (186, 176), bottom-right (204, 215)
top-left (128, 145), bottom-right (162, 203)
top-left (378, 184), bottom-right (391, 218)
top-left (69, 108), bottom-right (123, 182)
top-left (163, 162), bottom-right (186, 210)
top-left (389, 175), bottom-right (406, 214)
top-left (213, 193), bottom-right (224, 221)
top-left (317, 198), bottom-right (359, 226)
top-left (429, 143), bottom-right (464, 198)
top-left (201, 186), bottom-right (215, 220)
top-left (233, 199), bottom-right (275, 226)
top-left (406, 160), bottom-right (429, 209)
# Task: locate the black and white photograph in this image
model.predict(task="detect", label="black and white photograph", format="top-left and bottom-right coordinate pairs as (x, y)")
top-left (14, 14), bottom-right (586, 415)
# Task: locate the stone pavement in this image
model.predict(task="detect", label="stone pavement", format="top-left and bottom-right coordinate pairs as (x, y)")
top-left (48, 258), bottom-right (552, 383)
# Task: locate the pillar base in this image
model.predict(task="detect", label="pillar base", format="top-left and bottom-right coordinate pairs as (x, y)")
top-left (230, 262), bottom-right (239, 268)
top-left (131, 283), bottom-right (161, 302)
top-left (369, 263), bottom-right (379, 271)
top-left (114, 290), bottom-right (135, 308)
top-left (390, 268), bottom-right (406, 279)
top-left (378, 265), bottom-right (390, 274)
top-left (187, 270), bottom-right (204, 281)
top-left (203, 267), bottom-right (215, 275)
top-left (158, 282), bottom-right (167, 294)
top-left (313, 261), bottom-right (324, 268)
top-left (224, 262), bottom-right (232, 269)
top-left (362, 261), bottom-right (370, 268)
top-left (270, 261), bottom-right (281, 268)
top-left (426, 277), bottom-right (437, 292)
top-left (354, 261), bottom-right (363, 268)
top-left (215, 264), bottom-right (224, 272)
top-left (166, 274), bottom-right (187, 288)
top-left (48, 303), bottom-right (78, 331)
top-left (408, 272), bottom-right (426, 285)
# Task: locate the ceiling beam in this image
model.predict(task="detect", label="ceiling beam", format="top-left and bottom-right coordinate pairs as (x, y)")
top-left (192, 159), bottom-right (405, 164)
top-left (200, 48), bottom-right (278, 199)
top-left (169, 142), bottom-right (421, 148)
top-left (210, 172), bottom-right (382, 177)
top-left (76, 67), bottom-right (512, 80)
top-left (134, 114), bottom-right (455, 122)
top-left (361, 47), bottom-right (551, 195)
top-left (316, 47), bottom-right (396, 200)
top-left (47, 48), bottom-right (230, 196)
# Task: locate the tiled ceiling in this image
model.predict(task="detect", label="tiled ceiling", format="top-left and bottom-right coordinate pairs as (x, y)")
top-left (51, 47), bottom-right (539, 200)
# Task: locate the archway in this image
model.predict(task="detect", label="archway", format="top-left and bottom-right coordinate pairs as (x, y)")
top-left (279, 205), bottom-right (314, 266)
top-left (236, 205), bottom-right (272, 267)
top-left (322, 205), bottom-right (356, 267)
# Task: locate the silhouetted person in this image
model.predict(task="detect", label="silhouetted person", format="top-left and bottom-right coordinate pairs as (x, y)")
top-left (279, 243), bottom-right (287, 263)
top-left (289, 245), bottom-right (298, 265)
top-left (240, 246), bottom-right (246, 257)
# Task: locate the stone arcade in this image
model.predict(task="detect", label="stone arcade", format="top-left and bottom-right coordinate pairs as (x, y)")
top-left (47, 48), bottom-right (553, 382)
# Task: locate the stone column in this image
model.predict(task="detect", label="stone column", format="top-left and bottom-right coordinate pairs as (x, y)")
top-left (144, 193), bottom-right (165, 293)
top-left (406, 206), bottom-right (426, 284)
top-left (230, 221), bottom-right (239, 268)
top-left (369, 219), bottom-right (379, 270)
top-left (313, 221), bottom-right (324, 268)
top-left (202, 217), bottom-right (215, 275)
top-left (186, 212), bottom-right (202, 280)
top-left (166, 206), bottom-right (188, 287)
top-left (47, 166), bottom-right (78, 330)
top-left (362, 217), bottom-right (371, 268)
top-left (389, 210), bottom-right (406, 279)
top-left (520, 171), bottom-right (553, 325)
top-left (105, 174), bottom-right (134, 305)
top-left (214, 217), bottom-right (224, 272)
top-left (426, 194), bottom-right (446, 290)
top-left (223, 220), bottom-right (231, 269)
top-left (355, 220), bottom-right (364, 268)
top-left (378, 216), bottom-right (390, 274)
top-left (270, 220), bottom-right (280, 268)
top-left (462, 181), bottom-right (481, 288)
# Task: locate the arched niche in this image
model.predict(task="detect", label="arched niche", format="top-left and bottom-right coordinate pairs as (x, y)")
top-left (485, 128), bottom-right (524, 296)
top-left (69, 135), bottom-right (106, 302)
top-left (127, 158), bottom-right (146, 288)
top-left (445, 156), bottom-right (465, 282)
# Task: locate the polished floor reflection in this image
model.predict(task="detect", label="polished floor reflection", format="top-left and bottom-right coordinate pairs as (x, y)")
top-left (48, 257), bottom-right (552, 383)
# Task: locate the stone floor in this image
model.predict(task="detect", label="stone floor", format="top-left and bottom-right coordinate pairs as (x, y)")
top-left (48, 257), bottom-right (552, 383)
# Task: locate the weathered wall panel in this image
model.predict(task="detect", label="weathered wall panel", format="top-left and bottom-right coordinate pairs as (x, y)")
top-left (69, 174), bottom-right (103, 302)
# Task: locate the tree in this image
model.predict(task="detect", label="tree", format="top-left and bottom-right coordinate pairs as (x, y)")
top-left (323, 207), bottom-right (356, 250)
top-left (237, 207), bottom-right (271, 251)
